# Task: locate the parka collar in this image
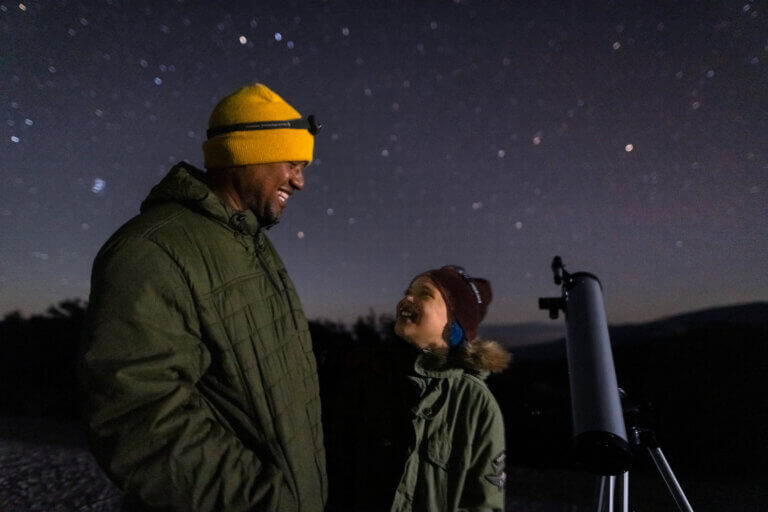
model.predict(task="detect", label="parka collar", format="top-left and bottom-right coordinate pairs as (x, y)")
top-left (408, 349), bottom-right (492, 420)
top-left (411, 344), bottom-right (506, 381)
top-left (412, 350), bottom-right (465, 380)
top-left (140, 162), bottom-right (264, 237)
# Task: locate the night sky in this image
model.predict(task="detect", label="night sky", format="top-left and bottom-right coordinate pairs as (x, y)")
top-left (2, 1), bottom-right (766, 325)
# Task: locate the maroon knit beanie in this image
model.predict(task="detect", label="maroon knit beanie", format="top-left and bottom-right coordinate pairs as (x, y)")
top-left (417, 266), bottom-right (492, 342)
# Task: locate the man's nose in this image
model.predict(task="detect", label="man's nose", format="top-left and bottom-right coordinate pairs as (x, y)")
top-left (290, 166), bottom-right (305, 191)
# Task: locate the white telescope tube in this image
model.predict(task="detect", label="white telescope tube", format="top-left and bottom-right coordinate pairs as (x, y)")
top-left (564, 272), bottom-right (632, 475)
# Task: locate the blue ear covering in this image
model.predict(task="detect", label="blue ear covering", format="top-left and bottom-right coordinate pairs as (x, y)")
top-left (449, 322), bottom-right (464, 347)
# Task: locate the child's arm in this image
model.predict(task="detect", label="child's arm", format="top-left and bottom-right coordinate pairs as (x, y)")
top-left (459, 397), bottom-right (506, 512)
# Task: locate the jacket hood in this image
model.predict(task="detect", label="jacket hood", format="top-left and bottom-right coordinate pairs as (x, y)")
top-left (140, 162), bottom-right (264, 237)
top-left (451, 339), bottom-right (511, 374)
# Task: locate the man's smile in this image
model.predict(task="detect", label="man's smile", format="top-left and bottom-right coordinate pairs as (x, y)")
top-left (277, 189), bottom-right (292, 206)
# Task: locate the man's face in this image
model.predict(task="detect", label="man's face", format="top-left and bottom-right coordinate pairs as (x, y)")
top-left (234, 161), bottom-right (307, 226)
top-left (395, 276), bottom-right (449, 352)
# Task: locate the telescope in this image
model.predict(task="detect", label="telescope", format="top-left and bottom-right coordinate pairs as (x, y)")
top-left (539, 256), bottom-right (695, 512)
top-left (539, 256), bottom-right (632, 475)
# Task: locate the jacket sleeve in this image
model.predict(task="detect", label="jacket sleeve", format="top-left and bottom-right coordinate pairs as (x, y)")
top-left (79, 236), bottom-right (292, 512)
top-left (459, 393), bottom-right (506, 512)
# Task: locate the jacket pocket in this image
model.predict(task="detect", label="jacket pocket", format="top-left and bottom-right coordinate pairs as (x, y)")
top-left (425, 435), bottom-right (452, 470)
top-left (416, 434), bottom-right (452, 509)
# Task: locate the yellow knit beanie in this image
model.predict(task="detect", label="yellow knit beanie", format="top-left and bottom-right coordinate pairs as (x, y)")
top-left (202, 83), bottom-right (315, 168)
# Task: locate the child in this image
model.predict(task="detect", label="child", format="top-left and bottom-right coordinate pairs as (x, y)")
top-left (327, 265), bottom-right (510, 512)
top-left (388, 265), bottom-right (511, 511)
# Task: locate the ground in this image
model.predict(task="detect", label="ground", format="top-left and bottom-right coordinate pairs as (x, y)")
top-left (0, 416), bottom-right (764, 511)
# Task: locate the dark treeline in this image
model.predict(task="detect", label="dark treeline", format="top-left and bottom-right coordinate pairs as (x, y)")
top-left (0, 299), bottom-right (86, 417)
top-left (1, 300), bottom-right (766, 485)
top-left (0, 301), bottom-right (397, 419)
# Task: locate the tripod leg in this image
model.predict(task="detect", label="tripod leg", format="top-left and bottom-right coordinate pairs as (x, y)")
top-left (608, 475), bottom-right (616, 512)
top-left (621, 472), bottom-right (629, 512)
top-left (595, 475), bottom-right (610, 512)
top-left (647, 447), bottom-right (694, 512)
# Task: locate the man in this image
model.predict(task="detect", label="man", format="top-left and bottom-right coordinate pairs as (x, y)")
top-left (79, 84), bottom-right (326, 511)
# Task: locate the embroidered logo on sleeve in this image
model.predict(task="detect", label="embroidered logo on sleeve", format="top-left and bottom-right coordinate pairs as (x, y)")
top-left (486, 451), bottom-right (507, 490)
top-left (485, 471), bottom-right (506, 490)
top-left (492, 451), bottom-right (506, 471)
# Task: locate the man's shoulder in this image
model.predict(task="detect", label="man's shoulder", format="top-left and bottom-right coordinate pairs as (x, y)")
top-left (99, 203), bottom-right (215, 257)
top-left (122, 201), bottom-right (200, 238)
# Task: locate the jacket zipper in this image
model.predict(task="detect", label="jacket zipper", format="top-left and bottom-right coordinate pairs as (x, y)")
top-left (253, 231), bottom-right (298, 330)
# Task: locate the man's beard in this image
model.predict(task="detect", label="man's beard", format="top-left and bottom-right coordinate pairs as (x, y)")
top-left (255, 204), bottom-right (281, 228)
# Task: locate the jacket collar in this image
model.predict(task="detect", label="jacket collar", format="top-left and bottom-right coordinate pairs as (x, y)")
top-left (411, 347), bottom-right (496, 381)
top-left (140, 162), bottom-right (264, 237)
top-left (412, 350), bottom-right (465, 379)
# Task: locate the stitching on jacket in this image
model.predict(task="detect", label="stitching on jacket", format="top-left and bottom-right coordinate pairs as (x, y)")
top-left (202, 271), bottom-right (270, 299)
top-left (139, 208), bottom-right (187, 239)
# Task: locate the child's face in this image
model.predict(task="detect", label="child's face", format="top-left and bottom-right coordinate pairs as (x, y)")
top-left (395, 276), bottom-right (449, 351)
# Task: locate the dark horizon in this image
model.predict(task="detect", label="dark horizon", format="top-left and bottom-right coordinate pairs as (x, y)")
top-left (4, 295), bottom-right (764, 348)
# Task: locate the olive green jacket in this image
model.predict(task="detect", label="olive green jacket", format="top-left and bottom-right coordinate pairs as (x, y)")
top-left (79, 163), bottom-right (327, 512)
top-left (328, 341), bottom-right (507, 512)
top-left (389, 350), bottom-right (507, 512)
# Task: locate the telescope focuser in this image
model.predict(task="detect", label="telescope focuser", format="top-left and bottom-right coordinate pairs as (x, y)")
top-left (539, 297), bottom-right (565, 319)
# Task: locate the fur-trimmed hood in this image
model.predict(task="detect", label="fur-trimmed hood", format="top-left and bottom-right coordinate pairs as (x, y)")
top-left (450, 338), bottom-right (512, 374)
top-left (363, 337), bottom-right (512, 379)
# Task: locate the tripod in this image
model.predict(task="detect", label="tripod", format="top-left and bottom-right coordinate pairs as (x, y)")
top-left (594, 423), bottom-right (694, 512)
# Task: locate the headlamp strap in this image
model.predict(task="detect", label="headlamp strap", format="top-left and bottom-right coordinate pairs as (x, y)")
top-left (207, 114), bottom-right (321, 139)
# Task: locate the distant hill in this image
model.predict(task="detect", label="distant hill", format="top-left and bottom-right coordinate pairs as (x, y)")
top-left (609, 301), bottom-right (768, 344)
top-left (481, 301), bottom-right (768, 361)
top-left (479, 322), bottom-right (564, 347)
